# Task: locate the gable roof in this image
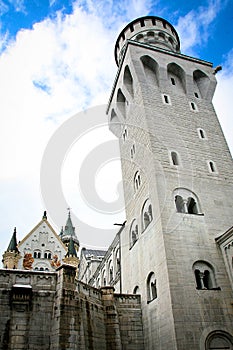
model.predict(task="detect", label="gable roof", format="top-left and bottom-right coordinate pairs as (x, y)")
top-left (18, 214), bottom-right (66, 250)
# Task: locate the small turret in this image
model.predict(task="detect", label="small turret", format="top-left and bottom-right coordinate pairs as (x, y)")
top-left (2, 227), bottom-right (21, 269)
top-left (61, 210), bottom-right (80, 253)
top-left (62, 236), bottom-right (79, 272)
top-left (115, 16), bottom-right (180, 66)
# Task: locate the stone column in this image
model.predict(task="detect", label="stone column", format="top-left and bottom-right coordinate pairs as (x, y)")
top-left (101, 286), bottom-right (122, 350)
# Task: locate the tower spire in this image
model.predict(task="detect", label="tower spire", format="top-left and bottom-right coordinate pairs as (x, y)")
top-left (2, 227), bottom-right (21, 269)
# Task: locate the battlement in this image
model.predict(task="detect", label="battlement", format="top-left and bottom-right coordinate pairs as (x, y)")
top-left (115, 16), bottom-right (180, 66)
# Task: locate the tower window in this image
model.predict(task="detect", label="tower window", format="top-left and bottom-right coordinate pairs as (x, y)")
top-left (147, 272), bottom-right (157, 303)
top-left (130, 220), bottom-right (138, 248)
top-left (171, 151), bottom-right (179, 166)
top-left (122, 128), bottom-right (128, 142)
top-left (193, 261), bottom-right (219, 290)
top-left (208, 161), bottom-right (217, 173)
top-left (130, 144), bottom-right (136, 159)
top-left (162, 94), bottom-right (171, 104)
top-left (194, 92), bottom-right (199, 98)
top-left (174, 188), bottom-right (202, 215)
top-left (171, 77), bottom-right (176, 85)
top-left (190, 101), bottom-right (198, 111)
top-left (141, 199), bottom-right (153, 231)
top-left (134, 171), bottom-right (141, 191)
top-left (198, 128), bottom-right (206, 139)
top-left (205, 331), bottom-right (233, 350)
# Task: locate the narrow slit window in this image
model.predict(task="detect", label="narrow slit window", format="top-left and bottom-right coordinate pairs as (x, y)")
top-left (194, 92), bottom-right (199, 98)
top-left (209, 161), bottom-right (217, 173)
top-left (171, 77), bottom-right (176, 85)
top-left (190, 102), bottom-right (197, 111)
top-left (171, 151), bottom-right (179, 165)
top-left (198, 129), bottom-right (206, 139)
top-left (163, 94), bottom-right (170, 104)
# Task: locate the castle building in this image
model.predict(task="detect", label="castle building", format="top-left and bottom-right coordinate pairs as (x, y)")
top-left (1, 15), bottom-right (233, 350)
top-left (2, 210), bottom-right (79, 271)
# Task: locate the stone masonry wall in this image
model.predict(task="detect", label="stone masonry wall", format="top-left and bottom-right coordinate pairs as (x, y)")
top-left (0, 266), bottom-right (144, 350)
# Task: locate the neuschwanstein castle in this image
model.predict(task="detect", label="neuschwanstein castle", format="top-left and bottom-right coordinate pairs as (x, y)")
top-left (1, 15), bottom-right (233, 350)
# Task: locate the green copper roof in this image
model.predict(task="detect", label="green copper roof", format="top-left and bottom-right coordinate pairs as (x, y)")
top-left (64, 211), bottom-right (76, 237)
top-left (7, 228), bottom-right (19, 252)
top-left (66, 237), bottom-right (77, 258)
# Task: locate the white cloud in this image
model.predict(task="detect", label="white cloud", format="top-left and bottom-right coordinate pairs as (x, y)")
top-left (0, 1), bottom-right (154, 255)
top-left (176, 0), bottom-right (224, 54)
top-left (8, 0), bottom-right (26, 13)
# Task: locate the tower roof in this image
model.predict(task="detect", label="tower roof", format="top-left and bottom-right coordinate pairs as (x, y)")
top-left (61, 210), bottom-right (79, 246)
top-left (7, 227), bottom-right (19, 253)
top-left (114, 15), bottom-right (180, 66)
top-left (65, 237), bottom-right (77, 258)
top-left (64, 210), bottom-right (75, 236)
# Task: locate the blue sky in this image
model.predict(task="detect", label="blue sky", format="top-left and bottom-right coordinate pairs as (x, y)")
top-left (0, 0), bottom-right (233, 259)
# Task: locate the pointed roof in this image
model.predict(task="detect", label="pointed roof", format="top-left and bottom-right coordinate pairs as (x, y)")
top-left (61, 210), bottom-right (79, 246)
top-left (7, 227), bottom-right (19, 253)
top-left (65, 237), bottom-right (77, 258)
top-left (64, 210), bottom-right (75, 236)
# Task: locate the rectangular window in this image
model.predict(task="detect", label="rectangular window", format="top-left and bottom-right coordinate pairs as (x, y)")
top-left (163, 94), bottom-right (171, 104)
top-left (171, 77), bottom-right (175, 85)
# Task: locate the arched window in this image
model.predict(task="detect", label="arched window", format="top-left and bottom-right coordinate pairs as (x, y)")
top-left (110, 109), bottom-right (121, 137)
top-left (115, 248), bottom-right (120, 273)
top-left (171, 151), bottom-right (180, 166)
top-left (187, 197), bottom-right (198, 214)
top-left (193, 261), bottom-right (219, 290)
top-left (140, 55), bottom-right (159, 86)
top-left (133, 286), bottom-right (140, 294)
top-left (130, 219), bottom-right (138, 248)
top-left (173, 188), bottom-right (202, 215)
top-left (107, 260), bottom-right (113, 283)
top-left (193, 69), bottom-right (210, 99)
top-left (44, 252), bottom-right (47, 259)
top-left (134, 171), bottom-right (141, 191)
top-left (117, 89), bottom-right (126, 118)
top-left (147, 272), bottom-right (157, 303)
top-left (123, 65), bottom-right (134, 97)
top-left (101, 270), bottom-right (106, 286)
top-left (34, 250), bottom-right (41, 259)
top-left (167, 62), bottom-right (186, 93)
top-left (205, 331), bottom-right (233, 349)
top-left (141, 199), bottom-right (153, 231)
top-left (175, 195), bottom-right (185, 213)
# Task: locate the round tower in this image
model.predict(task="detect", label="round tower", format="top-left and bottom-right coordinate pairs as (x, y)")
top-left (115, 16), bottom-right (180, 66)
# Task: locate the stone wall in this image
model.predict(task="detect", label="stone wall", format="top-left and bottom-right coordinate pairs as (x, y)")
top-left (0, 266), bottom-right (144, 350)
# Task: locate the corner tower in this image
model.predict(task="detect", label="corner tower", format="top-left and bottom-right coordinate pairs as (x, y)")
top-left (107, 16), bottom-right (233, 349)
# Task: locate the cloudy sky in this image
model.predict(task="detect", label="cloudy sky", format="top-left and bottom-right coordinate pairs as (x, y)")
top-left (0, 0), bottom-right (232, 259)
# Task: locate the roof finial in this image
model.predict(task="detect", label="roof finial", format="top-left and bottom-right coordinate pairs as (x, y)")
top-left (67, 207), bottom-right (71, 218)
top-left (43, 211), bottom-right (47, 220)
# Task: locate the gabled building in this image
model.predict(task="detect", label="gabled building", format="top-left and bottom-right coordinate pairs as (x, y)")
top-left (2, 211), bottom-right (79, 272)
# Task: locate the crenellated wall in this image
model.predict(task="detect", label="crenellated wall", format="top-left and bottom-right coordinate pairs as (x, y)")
top-left (0, 266), bottom-right (144, 350)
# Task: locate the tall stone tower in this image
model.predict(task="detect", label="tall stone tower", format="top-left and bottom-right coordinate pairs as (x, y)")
top-left (107, 16), bottom-right (233, 349)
